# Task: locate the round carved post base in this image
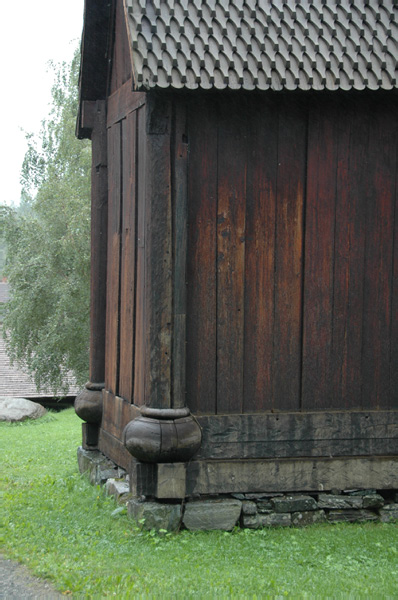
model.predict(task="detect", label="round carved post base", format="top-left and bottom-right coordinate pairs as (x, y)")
top-left (74, 382), bottom-right (104, 449)
top-left (123, 407), bottom-right (202, 463)
top-left (74, 381), bottom-right (104, 424)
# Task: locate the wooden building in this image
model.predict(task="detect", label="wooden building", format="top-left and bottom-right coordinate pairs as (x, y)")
top-left (75, 0), bottom-right (398, 499)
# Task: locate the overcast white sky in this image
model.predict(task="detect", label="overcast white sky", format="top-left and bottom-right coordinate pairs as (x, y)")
top-left (0, 0), bottom-right (85, 206)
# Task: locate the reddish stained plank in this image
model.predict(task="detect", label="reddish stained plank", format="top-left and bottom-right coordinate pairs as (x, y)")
top-left (133, 106), bottom-right (147, 407)
top-left (119, 111), bottom-right (137, 402)
top-left (243, 96), bottom-right (278, 412)
top-left (301, 97), bottom-right (338, 410)
top-left (361, 98), bottom-right (397, 409)
top-left (331, 99), bottom-right (367, 409)
top-left (392, 104), bottom-right (398, 406)
top-left (273, 98), bottom-right (306, 411)
top-left (216, 99), bottom-right (247, 414)
top-left (186, 97), bottom-right (218, 415)
top-left (105, 122), bottom-right (122, 395)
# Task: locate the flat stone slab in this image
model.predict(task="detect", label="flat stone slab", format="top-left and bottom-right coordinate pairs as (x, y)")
top-left (327, 509), bottom-right (378, 523)
top-left (183, 499), bottom-right (242, 531)
top-left (318, 494), bottom-right (363, 510)
top-left (0, 397), bottom-right (46, 422)
top-left (379, 504), bottom-right (398, 523)
top-left (292, 510), bottom-right (326, 527)
top-left (272, 495), bottom-right (318, 513)
top-left (128, 499), bottom-right (182, 532)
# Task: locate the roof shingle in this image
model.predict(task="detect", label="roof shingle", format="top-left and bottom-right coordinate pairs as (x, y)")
top-left (125, 0), bottom-right (398, 92)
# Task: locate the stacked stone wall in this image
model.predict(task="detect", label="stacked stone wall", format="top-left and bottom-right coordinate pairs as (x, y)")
top-left (78, 448), bottom-right (398, 532)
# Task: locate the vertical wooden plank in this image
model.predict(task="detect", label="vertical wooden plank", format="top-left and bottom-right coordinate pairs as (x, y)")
top-left (391, 102), bottom-right (398, 405)
top-left (216, 98), bottom-right (247, 414)
top-left (105, 121), bottom-right (122, 396)
top-left (119, 111), bottom-right (137, 401)
top-left (273, 98), bottom-right (306, 410)
top-left (361, 97), bottom-right (397, 408)
top-left (89, 101), bottom-right (108, 385)
top-left (172, 100), bottom-right (188, 409)
top-left (331, 99), bottom-right (367, 408)
top-left (110, 0), bottom-right (133, 95)
top-left (134, 106), bottom-right (147, 407)
top-left (301, 97), bottom-right (338, 410)
top-left (243, 96), bottom-right (278, 412)
top-left (186, 97), bottom-right (218, 415)
top-left (145, 95), bottom-right (173, 409)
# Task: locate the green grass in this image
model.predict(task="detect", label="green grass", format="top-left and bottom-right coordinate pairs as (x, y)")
top-left (1, 408), bottom-right (398, 598)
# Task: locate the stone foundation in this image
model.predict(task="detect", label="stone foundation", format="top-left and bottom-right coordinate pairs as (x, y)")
top-left (77, 448), bottom-right (398, 531)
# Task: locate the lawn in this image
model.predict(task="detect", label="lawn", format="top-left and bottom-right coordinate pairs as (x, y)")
top-left (1, 408), bottom-right (398, 597)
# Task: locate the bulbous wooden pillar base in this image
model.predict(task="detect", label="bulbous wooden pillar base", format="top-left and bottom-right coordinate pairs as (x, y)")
top-left (74, 382), bottom-right (104, 449)
top-left (123, 407), bottom-right (202, 463)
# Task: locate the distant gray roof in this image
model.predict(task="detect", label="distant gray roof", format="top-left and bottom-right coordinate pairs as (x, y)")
top-left (126, 0), bottom-right (397, 92)
top-left (0, 327), bottom-right (79, 399)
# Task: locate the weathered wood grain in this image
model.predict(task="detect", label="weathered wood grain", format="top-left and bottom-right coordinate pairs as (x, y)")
top-left (186, 97), bottom-right (218, 414)
top-left (109, 0), bottom-right (133, 96)
top-left (302, 97), bottom-right (338, 410)
top-left (195, 411), bottom-right (398, 460)
top-left (243, 96), bottom-right (278, 412)
top-left (217, 98), bottom-right (247, 414)
top-left (99, 428), bottom-right (133, 471)
top-left (107, 78), bottom-right (145, 128)
top-left (89, 100), bottom-right (108, 384)
top-left (105, 122), bottom-right (122, 395)
top-left (361, 98), bottom-right (396, 408)
top-left (133, 106), bottom-right (147, 407)
top-left (171, 100), bottom-right (188, 409)
top-left (331, 98), bottom-right (365, 408)
top-left (145, 95), bottom-right (172, 408)
top-left (186, 456), bottom-right (398, 495)
top-left (101, 390), bottom-right (135, 439)
top-left (119, 110), bottom-right (137, 401)
top-left (273, 97), bottom-right (306, 411)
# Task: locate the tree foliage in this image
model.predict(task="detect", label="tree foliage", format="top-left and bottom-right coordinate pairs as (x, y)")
top-left (1, 51), bottom-right (91, 394)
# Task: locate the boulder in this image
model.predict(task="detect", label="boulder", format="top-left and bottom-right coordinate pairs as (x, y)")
top-left (0, 397), bottom-right (46, 422)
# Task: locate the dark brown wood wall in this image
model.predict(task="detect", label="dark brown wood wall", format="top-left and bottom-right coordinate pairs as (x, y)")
top-left (104, 83), bottom-right (147, 420)
top-left (109, 0), bottom-right (133, 96)
top-left (186, 93), bottom-right (398, 415)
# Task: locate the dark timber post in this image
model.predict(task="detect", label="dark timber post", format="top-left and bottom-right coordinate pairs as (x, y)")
top-left (75, 100), bottom-right (108, 448)
top-left (123, 95), bottom-right (201, 468)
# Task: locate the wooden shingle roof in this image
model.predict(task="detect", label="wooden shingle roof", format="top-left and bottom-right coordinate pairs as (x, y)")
top-left (0, 331), bottom-right (79, 398)
top-left (126, 0), bottom-right (398, 91)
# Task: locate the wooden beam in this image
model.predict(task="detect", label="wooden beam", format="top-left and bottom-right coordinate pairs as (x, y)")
top-left (81, 100), bottom-right (97, 131)
top-left (98, 428), bottom-right (134, 472)
top-left (195, 411), bottom-right (398, 460)
top-left (186, 456), bottom-right (398, 495)
top-left (107, 78), bottom-right (146, 127)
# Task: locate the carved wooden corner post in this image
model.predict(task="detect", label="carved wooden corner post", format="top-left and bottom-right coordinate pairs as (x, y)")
top-left (123, 96), bottom-right (201, 485)
top-left (75, 101), bottom-right (108, 449)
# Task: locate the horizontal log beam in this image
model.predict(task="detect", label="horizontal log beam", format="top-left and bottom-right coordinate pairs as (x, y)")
top-left (195, 411), bottom-right (398, 459)
top-left (186, 456), bottom-right (398, 495)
